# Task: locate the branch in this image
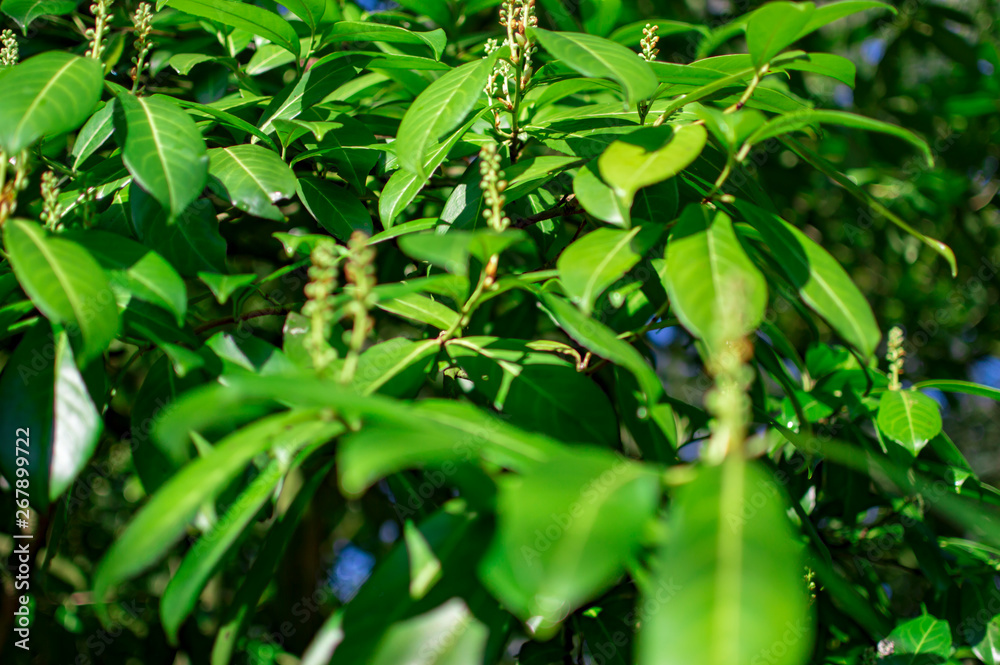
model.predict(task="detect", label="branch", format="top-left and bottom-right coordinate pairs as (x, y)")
top-left (194, 307), bottom-right (291, 334)
top-left (511, 194), bottom-right (580, 229)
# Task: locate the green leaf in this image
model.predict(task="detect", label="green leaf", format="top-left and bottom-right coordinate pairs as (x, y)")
top-left (363, 599), bottom-right (490, 665)
top-left (736, 201), bottom-right (881, 360)
top-left (296, 176), bottom-right (373, 240)
top-left (198, 272), bottom-right (256, 305)
top-left (208, 144), bottom-right (297, 221)
top-left (529, 28), bottom-right (658, 106)
top-left (882, 614), bottom-right (952, 665)
top-left (912, 379), bottom-right (1000, 403)
top-left (92, 410), bottom-right (342, 606)
top-left (114, 92), bottom-right (209, 218)
top-left (377, 293), bottom-right (460, 330)
top-left (0, 323), bottom-right (101, 511)
top-left (663, 205), bottom-right (767, 348)
top-left (573, 161), bottom-right (629, 226)
top-left (797, 1), bottom-right (895, 40)
top-left (744, 110), bottom-right (934, 167)
top-left (877, 390), bottom-right (943, 455)
top-left (379, 108), bottom-right (491, 227)
top-left (598, 124), bottom-right (707, 208)
top-left (404, 520), bottom-right (442, 599)
top-left (3, 220), bottom-right (119, 363)
top-left (0, 52), bottom-right (103, 154)
top-left (1, 0), bottom-right (77, 32)
top-left (395, 58), bottom-right (494, 178)
top-left (63, 229), bottom-right (187, 325)
top-left (257, 54), bottom-right (358, 134)
top-left (775, 52), bottom-right (856, 88)
top-left (322, 21), bottom-right (447, 60)
top-left (746, 1), bottom-right (815, 69)
top-left (71, 101), bottom-right (115, 170)
top-left (166, 0), bottom-right (300, 57)
top-left (638, 458), bottom-right (813, 665)
top-left (278, 0), bottom-right (325, 31)
top-left (479, 447), bottom-right (659, 639)
top-left (350, 338), bottom-right (439, 397)
top-left (557, 225), bottom-right (662, 314)
top-left (160, 455), bottom-right (289, 644)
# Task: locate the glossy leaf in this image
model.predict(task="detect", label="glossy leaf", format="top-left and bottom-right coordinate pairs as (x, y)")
top-left (1, 0), bottom-right (77, 32)
top-left (0, 322), bottom-right (101, 511)
top-left (208, 144), bottom-right (297, 221)
top-left (882, 614), bottom-right (952, 665)
top-left (598, 124), bottom-right (707, 208)
top-left (296, 176), bottom-right (373, 239)
top-left (3, 220), bottom-right (119, 363)
top-left (663, 205), bottom-right (767, 348)
top-left (395, 58), bottom-right (494, 178)
top-left (529, 28), bottom-right (658, 106)
top-left (877, 390), bottom-right (944, 455)
top-left (115, 92), bottom-right (209, 218)
top-left (557, 225), bottom-right (662, 314)
top-left (322, 21), bottom-right (447, 60)
top-left (166, 0), bottom-right (300, 57)
top-left (0, 52), bottom-right (103, 153)
top-left (746, 2), bottom-right (815, 69)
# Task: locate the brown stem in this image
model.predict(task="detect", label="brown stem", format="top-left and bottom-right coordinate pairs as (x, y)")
top-left (193, 307), bottom-right (291, 334)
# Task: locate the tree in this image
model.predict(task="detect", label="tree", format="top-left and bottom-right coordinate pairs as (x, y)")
top-left (0, 0), bottom-right (998, 663)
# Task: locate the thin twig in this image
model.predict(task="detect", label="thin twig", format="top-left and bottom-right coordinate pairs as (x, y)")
top-left (193, 307), bottom-right (291, 334)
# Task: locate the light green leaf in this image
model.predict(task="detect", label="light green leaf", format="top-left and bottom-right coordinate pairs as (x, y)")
top-left (166, 0), bottom-right (300, 57)
top-left (479, 447), bottom-right (659, 639)
top-left (71, 101), bottom-right (115, 170)
top-left (175, 99), bottom-right (280, 153)
top-left (775, 52), bottom-right (856, 88)
top-left (882, 614), bottom-right (952, 665)
top-left (638, 458), bottom-right (813, 665)
top-left (296, 176), bottom-right (373, 240)
top-left (404, 520), bottom-right (442, 599)
top-left (529, 28), bottom-right (658, 106)
top-left (745, 109), bottom-right (933, 167)
top-left (1, 0), bottom-right (77, 32)
top-left (0, 51), bottom-right (103, 153)
top-left (912, 379), bottom-right (1000, 403)
top-left (3, 220), bottom-right (119, 363)
top-left (746, 1), bottom-right (815, 69)
top-left (558, 225), bottom-right (662, 314)
top-left (115, 92), bottom-right (209, 218)
top-left (396, 58), bottom-right (494, 178)
top-left (208, 144), bottom-right (297, 221)
top-left (377, 293), bottom-right (460, 330)
top-left (198, 272), bottom-right (256, 305)
top-left (736, 201), bottom-right (881, 359)
top-left (797, 1), bottom-right (895, 40)
top-left (573, 161), bottom-right (629, 227)
top-left (663, 205), bottom-right (767, 348)
top-left (322, 21), bottom-right (447, 60)
top-left (877, 390), bottom-right (943, 455)
top-left (379, 108), bottom-right (490, 227)
top-left (278, 0), bottom-right (325, 31)
top-left (598, 124), bottom-right (707, 208)
top-left (398, 229), bottom-right (529, 276)
top-left (0, 323), bottom-right (101, 511)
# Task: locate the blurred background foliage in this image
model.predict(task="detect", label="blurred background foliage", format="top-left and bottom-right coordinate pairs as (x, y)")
top-left (0, 0), bottom-right (997, 663)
